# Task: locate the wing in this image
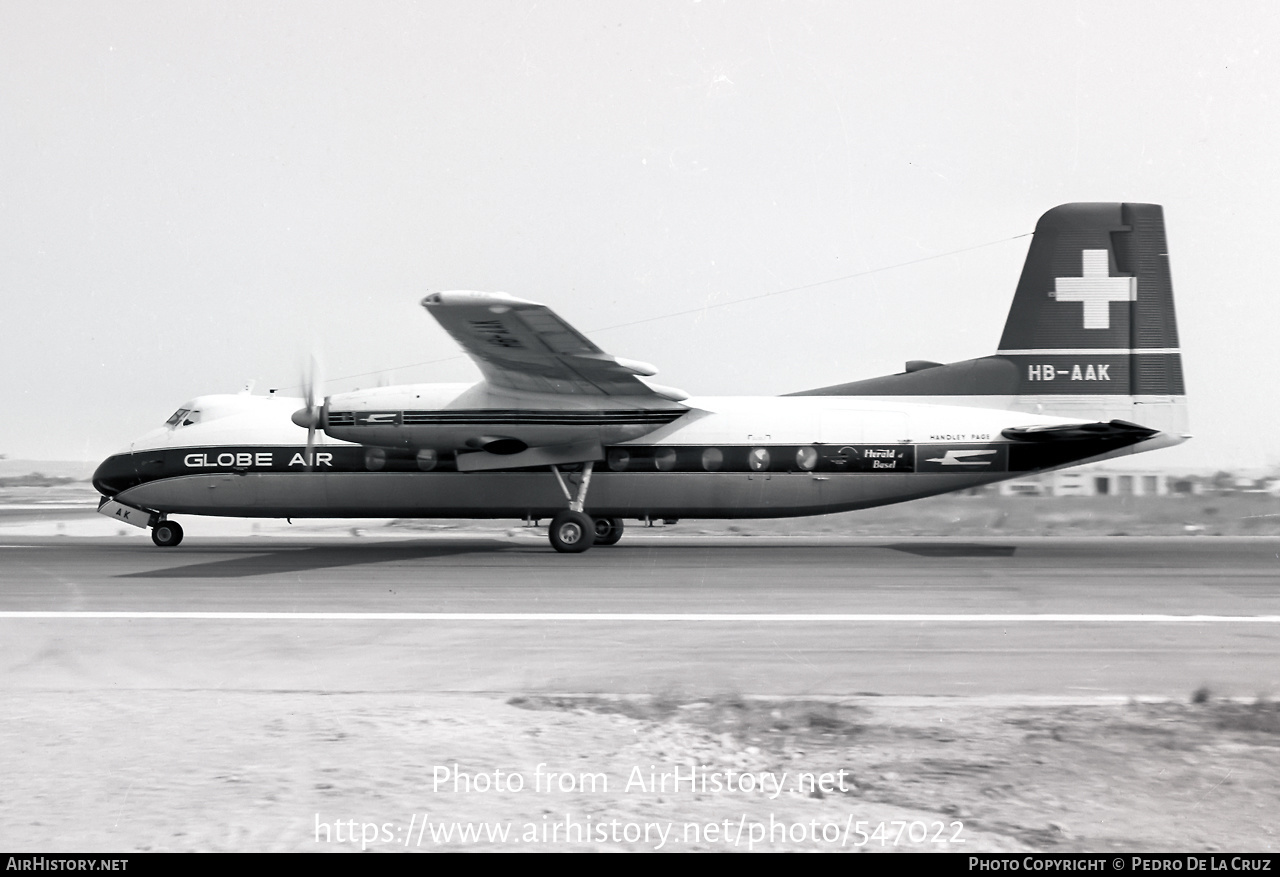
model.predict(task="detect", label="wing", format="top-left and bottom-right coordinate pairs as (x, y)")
top-left (421, 291), bottom-right (687, 401)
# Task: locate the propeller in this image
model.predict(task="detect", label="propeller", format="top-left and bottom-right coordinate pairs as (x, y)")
top-left (289, 354), bottom-right (324, 471)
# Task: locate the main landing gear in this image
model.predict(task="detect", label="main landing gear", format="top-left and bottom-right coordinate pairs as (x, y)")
top-left (548, 509), bottom-right (594, 553)
top-left (151, 519), bottom-right (184, 548)
top-left (546, 462), bottom-right (623, 553)
top-left (592, 516), bottom-right (624, 546)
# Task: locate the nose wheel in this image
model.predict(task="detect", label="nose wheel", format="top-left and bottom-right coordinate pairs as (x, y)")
top-left (151, 520), bottom-right (184, 547)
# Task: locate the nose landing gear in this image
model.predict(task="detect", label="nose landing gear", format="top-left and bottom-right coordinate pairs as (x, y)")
top-left (151, 519), bottom-right (184, 547)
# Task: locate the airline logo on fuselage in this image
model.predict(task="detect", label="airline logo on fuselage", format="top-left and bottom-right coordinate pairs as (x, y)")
top-left (917, 443), bottom-right (1008, 473)
top-left (182, 451), bottom-right (334, 468)
top-left (355, 411), bottom-right (402, 427)
top-left (925, 449), bottom-right (997, 466)
top-left (1053, 249), bottom-right (1135, 330)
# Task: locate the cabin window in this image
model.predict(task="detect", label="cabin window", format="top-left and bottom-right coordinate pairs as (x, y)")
top-left (701, 448), bottom-right (723, 471)
top-left (748, 448), bottom-right (770, 471)
top-left (654, 448), bottom-right (677, 471)
top-left (607, 448), bottom-right (630, 471)
top-left (796, 447), bottom-right (818, 471)
top-left (416, 450), bottom-right (437, 472)
top-left (364, 448), bottom-right (386, 471)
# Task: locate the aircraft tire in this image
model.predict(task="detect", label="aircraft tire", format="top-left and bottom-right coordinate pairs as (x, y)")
top-left (549, 510), bottom-right (595, 553)
top-left (152, 520), bottom-right (184, 548)
top-left (592, 516), bottom-right (624, 546)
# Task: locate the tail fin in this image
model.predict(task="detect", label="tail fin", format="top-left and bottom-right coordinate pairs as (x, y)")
top-left (995, 202), bottom-right (1187, 436)
top-left (998, 202), bottom-right (1185, 410)
top-left (793, 202), bottom-right (1188, 437)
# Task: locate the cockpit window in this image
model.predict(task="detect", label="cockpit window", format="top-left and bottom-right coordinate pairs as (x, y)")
top-left (164, 409), bottom-right (199, 428)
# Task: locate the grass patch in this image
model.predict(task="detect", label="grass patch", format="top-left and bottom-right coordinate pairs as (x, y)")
top-left (1211, 700), bottom-right (1280, 735)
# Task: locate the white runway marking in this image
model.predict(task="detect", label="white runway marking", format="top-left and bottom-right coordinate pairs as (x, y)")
top-left (2, 612), bottom-right (1280, 622)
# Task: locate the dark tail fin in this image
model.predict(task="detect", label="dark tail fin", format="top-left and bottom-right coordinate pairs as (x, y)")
top-left (997, 202), bottom-right (1184, 399)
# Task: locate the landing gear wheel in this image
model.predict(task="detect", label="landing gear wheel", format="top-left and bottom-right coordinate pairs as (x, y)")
top-left (592, 516), bottom-right (624, 546)
top-left (549, 510), bottom-right (595, 553)
top-left (151, 520), bottom-right (184, 548)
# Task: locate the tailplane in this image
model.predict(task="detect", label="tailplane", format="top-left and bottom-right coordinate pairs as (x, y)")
top-left (792, 202), bottom-right (1188, 439)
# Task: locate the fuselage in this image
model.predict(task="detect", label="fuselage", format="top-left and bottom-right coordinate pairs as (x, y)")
top-left (90, 203), bottom-right (1190, 553)
top-left (93, 390), bottom-right (1174, 520)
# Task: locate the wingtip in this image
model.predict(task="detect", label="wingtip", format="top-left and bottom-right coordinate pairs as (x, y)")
top-left (421, 290), bottom-right (540, 309)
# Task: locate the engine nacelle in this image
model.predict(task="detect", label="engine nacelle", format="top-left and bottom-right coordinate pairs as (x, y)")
top-left (315, 382), bottom-right (688, 452)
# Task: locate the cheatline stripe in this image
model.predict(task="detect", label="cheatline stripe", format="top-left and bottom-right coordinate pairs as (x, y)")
top-left (2, 612), bottom-right (1278, 622)
top-left (397, 414), bottom-right (682, 420)
top-left (396, 414), bottom-right (680, 419)
top-left (345, 410), bottom-right (681, 418)
top-left (996, 348), bottom-right (1181, 356)
top-left (396, 421), bottom-right (670, 427)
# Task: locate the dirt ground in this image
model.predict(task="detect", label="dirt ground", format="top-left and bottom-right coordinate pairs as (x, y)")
top-left (2, 691), bottom-right (1277, 852)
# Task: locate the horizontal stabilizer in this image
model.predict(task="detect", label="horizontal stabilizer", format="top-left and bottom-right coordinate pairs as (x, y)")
top-left (1001, 419), bottom-right (1159, 443)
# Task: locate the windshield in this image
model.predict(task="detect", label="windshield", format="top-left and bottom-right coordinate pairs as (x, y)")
top-left (164, 408), bottom-right (199, 428)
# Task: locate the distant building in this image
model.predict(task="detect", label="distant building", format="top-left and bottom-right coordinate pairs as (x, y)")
top-left (998, 465), bottom-right (1172, 497)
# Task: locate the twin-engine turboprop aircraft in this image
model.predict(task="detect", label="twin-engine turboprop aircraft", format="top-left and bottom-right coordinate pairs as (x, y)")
top-left (94, 202), bottom-right (1189, 552)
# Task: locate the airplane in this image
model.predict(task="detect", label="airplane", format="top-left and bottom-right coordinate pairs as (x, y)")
top-left (93, 202), bottom-right (1188, 552)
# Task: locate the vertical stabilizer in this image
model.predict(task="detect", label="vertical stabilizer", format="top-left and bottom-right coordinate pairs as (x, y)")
top-left (996, 202), bottom-right (1187, 435)
top-left (998, 203), bottom-right (1183, 397)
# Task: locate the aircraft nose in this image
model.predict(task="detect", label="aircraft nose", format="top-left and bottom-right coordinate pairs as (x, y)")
top-left (92, 453), bottom-right (145, 497)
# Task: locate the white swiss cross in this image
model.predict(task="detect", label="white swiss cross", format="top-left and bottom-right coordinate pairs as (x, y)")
top-left (1053, 249), bottom-right (1136, 330)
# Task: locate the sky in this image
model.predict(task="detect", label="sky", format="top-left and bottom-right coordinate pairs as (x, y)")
top-left (2, 1), bottom-right (1277, 471)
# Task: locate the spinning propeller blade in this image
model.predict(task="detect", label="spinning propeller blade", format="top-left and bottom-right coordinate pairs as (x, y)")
top-left (289, 355), bottom-right (324, 472)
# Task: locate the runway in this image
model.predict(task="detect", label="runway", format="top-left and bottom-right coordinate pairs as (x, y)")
top-left (3, 534), bottom-right (1278, 698)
